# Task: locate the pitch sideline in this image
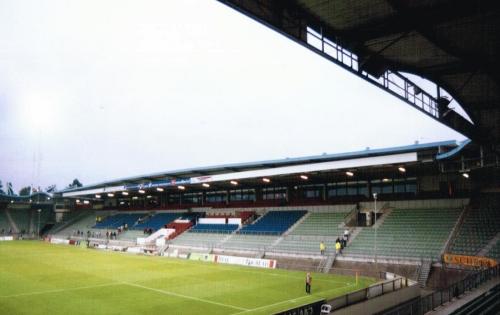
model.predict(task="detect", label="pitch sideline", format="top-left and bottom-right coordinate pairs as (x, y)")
top-left (0, 282), bottom-right (121, 299)
top-left (122, 281), bottom-right (249, 312)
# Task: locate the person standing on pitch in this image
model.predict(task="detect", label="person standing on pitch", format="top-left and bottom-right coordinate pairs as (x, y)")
top-left (305, 272), bottom-right (312, 294)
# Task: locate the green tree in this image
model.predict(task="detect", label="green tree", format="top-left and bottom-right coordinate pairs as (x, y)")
top-left (0, 180), bottom-right (4, 194)
top-left (19, 186), bottom-right (31, 196)
top-left (67, 179), bottom-right (83, 189)
top-left (45, 185), bottom-right (57, 193)
top-left (6, 182), bottom-right (15, 196)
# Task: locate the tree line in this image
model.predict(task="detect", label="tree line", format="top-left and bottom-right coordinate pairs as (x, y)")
top-left (0, 179), bottom-right (82, 196)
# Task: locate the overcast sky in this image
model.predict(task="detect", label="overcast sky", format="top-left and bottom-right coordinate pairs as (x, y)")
top-left (0, 0), bottom-right (466, 192)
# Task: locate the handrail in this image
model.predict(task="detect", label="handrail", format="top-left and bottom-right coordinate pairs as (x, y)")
top-left (443, 204), bottom-right (469, 254)
top-left (343, 205), bottom-right (359, 226)
top-left (326, 276), bottom-right (413, 312)
top-left (381, 264), bottom-right (500, 315)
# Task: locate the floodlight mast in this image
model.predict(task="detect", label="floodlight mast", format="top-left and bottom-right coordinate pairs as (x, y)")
top-left (373, 193), bottom-right (378, 271)
top-left (37, 208), bottom-right (42, 239)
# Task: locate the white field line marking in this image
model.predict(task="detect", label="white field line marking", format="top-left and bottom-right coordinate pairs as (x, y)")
top-left (230, 295), bottom-right (314, 315)
top-left (0, 282), bottom-right (121, 298)
top-left (243, 270), bottom-right (349, 284)
top-left (230, 282), bottom-right (356, 315)
top-left (122, 281), bottom-right (248, 312)
top-left (100, 249), bottom-right (349, 285)
top-left (143, 256), bottom-right (348, 285)
top-left (318, 282), bottom-right (356, 295)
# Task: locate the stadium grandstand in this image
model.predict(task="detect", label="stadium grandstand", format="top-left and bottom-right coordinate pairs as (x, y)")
top-left (3, 140), bottom-right (496, 314)
top-left (21, 139), bottom-right (492, 314)
top-left (1, 1), bottom-right (500, 314)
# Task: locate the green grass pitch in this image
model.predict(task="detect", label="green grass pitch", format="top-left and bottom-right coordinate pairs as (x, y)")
top-left (0, 241), bottom-right (375, 314)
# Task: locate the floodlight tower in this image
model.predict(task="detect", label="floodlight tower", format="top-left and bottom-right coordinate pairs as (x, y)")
top-left (37, 208), bottom-right (42, 239)
top-left (373, 193), bottom-right (378, 271)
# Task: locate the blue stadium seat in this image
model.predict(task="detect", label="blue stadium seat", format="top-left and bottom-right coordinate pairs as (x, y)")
top-left (93, 213), bottom-right (144, 229)
top-left (134, 213), bottom-right (180, 231)
top-left (239, 210), bottom-right (307, 235)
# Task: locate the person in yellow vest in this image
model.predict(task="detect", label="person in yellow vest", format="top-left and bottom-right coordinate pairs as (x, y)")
top-left (335, 240), bottom-right (341, 254)
top-left (320, 241), bottom-right (326, 255)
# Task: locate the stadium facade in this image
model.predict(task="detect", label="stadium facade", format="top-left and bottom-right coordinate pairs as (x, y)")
top-left (2, 1), bottom-right (500, 313)
top-left (2, 139), bottom-right (499, 314)
top-left (57, 140), bottom-right (477, 209)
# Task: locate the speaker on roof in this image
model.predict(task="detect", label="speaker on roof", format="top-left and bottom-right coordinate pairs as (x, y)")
top-left (437, 97), bottom-right (452, 117)
top-left (360, 55), bottom-right (388, 78)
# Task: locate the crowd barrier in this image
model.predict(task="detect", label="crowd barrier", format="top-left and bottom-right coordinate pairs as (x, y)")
top-left (380, 264), bottom-right (500, 315)
top-left (328, 276), bottom-right (412, 312)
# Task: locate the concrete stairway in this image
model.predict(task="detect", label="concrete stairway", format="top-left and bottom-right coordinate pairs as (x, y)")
top-left (372, 208), bottom-right (393, 229)
top-left (4, 209), bottom-right (19, 233)
top-left (346, 227), bottom-right (362, 246)
top-left (317, 257), bottom-right (327, 272)
top-left (478, 232), bottom-right (500, 256)
top-left (217, 224), bottom-right (245, 246)
top-left (271, 236), bottom-right (284, 248)
top-left (322, 254), bottom-right (336, 273)
top-left (29, 210), bottom-right (35, 233)
top-left (49, 211), bottom-right (92, 235)
top-left (443, 206), bottom-right (468, 254)
top-left (283, 212), bottom-right (311, 236)
top-left (418, 260), bottom-right (432, 287)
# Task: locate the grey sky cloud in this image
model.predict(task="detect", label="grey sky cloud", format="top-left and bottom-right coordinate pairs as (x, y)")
top-left (0, 0), bottom-right (465, 192)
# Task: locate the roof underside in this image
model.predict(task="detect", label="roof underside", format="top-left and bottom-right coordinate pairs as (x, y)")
top-left (218, 0), bottom-right (500, 146)
top-left (61, 140), bottom-right (459, 194)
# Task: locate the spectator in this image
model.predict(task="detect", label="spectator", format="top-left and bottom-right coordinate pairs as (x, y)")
top-left (335, 240), bottom-right (341, 255)
top-left (344, 228), bottom-right (350, 241)
top-left (320, 241), bottom-right (326, 256)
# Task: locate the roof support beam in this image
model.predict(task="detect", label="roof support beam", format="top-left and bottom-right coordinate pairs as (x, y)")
top-left (218, 0), bottom-right (480, 142)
